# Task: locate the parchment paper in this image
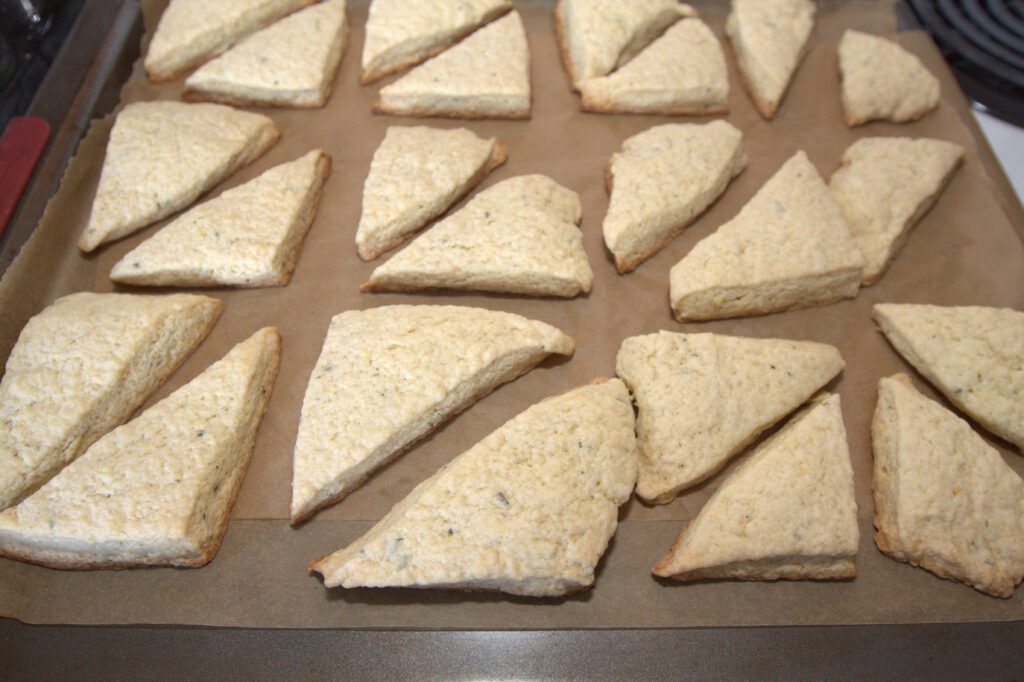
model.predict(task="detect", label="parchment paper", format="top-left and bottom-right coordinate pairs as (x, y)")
top-left (1, 0), bottom-right (1023, 627)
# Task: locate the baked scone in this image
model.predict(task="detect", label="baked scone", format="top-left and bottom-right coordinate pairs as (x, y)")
top-left (874, 303), bottom-right (1024, 452)
top-left (830, 137), bottom-right (965, 285)
top-left (725, 0), bottom-right (815, 119)
top-left (144, 0), bottom-right (315, 82)
top-left (110, 150), bottom-right (331, 288)
top-left (310, 379), bottom-right (638, 596)
top-left (0, 292), bottom-right (222, 511)
top-left (616, 331), bottom-right (844, 504)
top-left (838, 30), bottom-right (940, 126)
top-left (183, 0), bottom-right (349, 108)
top-left (291, 305), bottom-right (574, 523)
top-left (669, 150), bottom-right (865, 321)
top-left (78, 101), bottom-right (279, 253)
top-left (360, 0), bottom-right (512, 84)
top-left (554, 0), bottom-right (696, 90)
top-left (872, 374), bottom-right (1024, 598)
top-left (374, 11), bottom-right (530, 119)
top-left (362, 175), bottom-right (593, 297)
top-left (356, 126), bottom-right (507, 261)
top-left (603, 120), bottom-right (746, 273)
top-left (654, 393), bottom-right (859, 581)
top-left (0, 328), bottom-right (280, 569)
top-left (578, 18), bottom-right (728, 115)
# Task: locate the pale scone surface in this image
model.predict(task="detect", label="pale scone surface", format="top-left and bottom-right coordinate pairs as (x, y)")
top-left (376, 11), bottom-right (530, 118)
top-left (603, 120), bottom-right (746, 272)
top-left (356, 126), bottom-right (504, 260)
top-left (0, 328), bottom-right (280, 568)
top-left (79, 101), bottom-right (278, 252)
top-left (0, 293), bottom-right (221, 511)
top-left (365, 175), bottom-right (593, 297)
top-left (872, 375), bottom-right (1024, 598)
top-left (578, 18), bottom-right (728, 114)
top-left (145, 0), bottom-right (315, 80)
top-left (291, 305), bottom-right (574, 522)
top-left (110, 150), bottom-right (330, 287)
top-left (184, 0), bottom-right (349, 107)
top-left (312, 379), bottom-right (637, 596)
top-left (361, 0), bottom-right (512, 82)
top-left (830, 137), bottom-right (964, 284)
top-left (874, 304), bottom-right (1024, 451)
top-left (669, 150), bottom-right (865, 321)
top-left (838, 30), bottom-right (940, 126)
top-left (556, 0), bottom-right (694, 87)
top-left (616, 330), bottom-right (844, 503)
top-left (725, 0), bottom-right (815, 117)
top-left (655, 394), bottom-right (859, 580)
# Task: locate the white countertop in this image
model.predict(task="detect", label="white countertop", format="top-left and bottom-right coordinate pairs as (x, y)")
top-left (973, 109), bottom-right (1024, 206)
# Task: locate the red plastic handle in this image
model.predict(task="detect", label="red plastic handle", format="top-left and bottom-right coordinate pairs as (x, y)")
top-left (0, 116), bottom-right (51, 239)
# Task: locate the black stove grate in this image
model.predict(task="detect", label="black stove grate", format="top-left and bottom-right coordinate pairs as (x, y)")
top-left (906, 0), bottom-right (1024, 127)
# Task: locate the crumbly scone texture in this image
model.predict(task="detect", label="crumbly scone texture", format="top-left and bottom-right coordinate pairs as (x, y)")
top-left (654, 393), bottom-right (859, 581)
top-left (603, 120), bottom-right (747, 273)
top-left (874, 303), bottom-right (1024, 452)
top-left (310, 379), bottom-right (638, 596)
top-left (0, 326), bottom-right (281, 570)
top-left (363, 175), bottom-right (593, 297)
top-left (374, 11), bottom-right (530, 119)
top-left (554, 0), bottom-right (695, 90)
top-left (110, 150), bottom-right (331, 288)
top-left (829, 137), bottom-right (965, 285)
top-left (725, 0), bottom-right (815, 119)
top-left (144, 0), bottom-right (315, 82)
top-left (872, 374), bottom-right (1024, 598)
top-left (78, 101), bottom-right (279, 253)
top-left (356, 126), bottom-right (507, 261)
top-left (669, 150), bottom-right (865, 321)
top-left (0, 293), bottom-right (222, 511)
top-left (578, 18), bottom-right (728, 115)
top-left (183, 0), bottom-right (349, 108)
top-left (838, 30), bottom-right (940, 126)
top-left (291, 305), bottom-right (574, 523)
top-left (361, 0), bottom-right (512, 84)
top-left (616, 331), bottom-right (844, 503)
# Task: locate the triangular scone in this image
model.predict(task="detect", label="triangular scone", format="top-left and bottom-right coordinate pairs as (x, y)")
top-left (356, 126), bottom-right (507, 261)
top-left (183, 0), bottom-right (349, 108)
top-left (616, 331), bottom-right (844, 504)
top-left (838, 30), bottom-right (940, 126)
top-left (578, 18), bottom-right (728, 115)
top-left (874, 303), bottom-right (1024, 452)
top-left (830, 137), bottom-right (965, 285)
top-left (78, 101), bottom-right (279, 253)
top-left (725, 0), bottom-right (815, 119)
top-left (145, 0), bottom-right (315, 82)
top-left (110, 150), bottom-right (331, 288)
top-left (669, 151), bottom-right (865, 321)
top-left (360, 0), bottom-right (512, 84)
top-left (872, 374), bottom-right (1024, 598)
top-left (291, 305), bottom-right (574, 523)
top-left (603, 120), bottom-right (747, 274)
top-left (554, 0), bottom-right (696, 90)
top-left (310, 379), bottom-right (637, 596)
top-left (374, 12), bottom-right (531, 119)
top-left (654, 393), bottom-right (859, 581)
top-left (0, 293), bottom-right (222, 511)
top-left (0, 328), bottom-right (280, 569)
top-left (363, 175), bottom-right (593, 297)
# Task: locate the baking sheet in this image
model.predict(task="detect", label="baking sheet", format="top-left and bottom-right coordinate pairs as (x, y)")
top-left (1, 0), bottom-right (1023, 627)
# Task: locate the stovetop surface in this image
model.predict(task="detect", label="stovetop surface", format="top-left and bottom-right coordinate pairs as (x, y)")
top-left (903, 0), bottom-right (1024, 128)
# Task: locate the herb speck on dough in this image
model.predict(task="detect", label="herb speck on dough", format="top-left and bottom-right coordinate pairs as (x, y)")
top-left (494, 491), bottom-right (510, 508)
